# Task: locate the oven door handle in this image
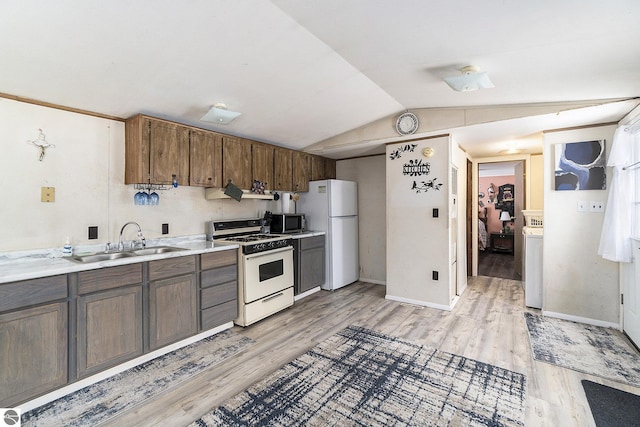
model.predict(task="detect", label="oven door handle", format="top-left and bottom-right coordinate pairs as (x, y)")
top-left (244, 246), bottom-right (293, 259)
top-left (262, 292), bottom-right (285, 303)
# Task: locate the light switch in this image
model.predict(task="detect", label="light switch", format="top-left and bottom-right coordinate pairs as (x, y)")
top-left (41, 187), bottom-right (55, 202)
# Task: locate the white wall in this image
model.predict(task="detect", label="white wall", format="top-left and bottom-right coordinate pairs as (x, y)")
top-left (0, 98), bottom-right (270, 252)
top-left (336, 155), bottom-right (386, 284)
top-left (543, 125), bottom-right (619, 325)
top-left (450, 139), bottom-right (468, 296)
top-left (386, 136), bottom-right (452, 308)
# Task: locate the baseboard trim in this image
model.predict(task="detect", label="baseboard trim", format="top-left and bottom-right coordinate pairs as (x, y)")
top-left (385, 294), bottom-right (452, 311)
top-left (360, 277), bottom-right (386, 285)
top-left (19, 322), bottom-right (234, 412)
top-left (542, 311), bottom-right (621, 330)
top-left (294, 286), bottom-right (321, 301)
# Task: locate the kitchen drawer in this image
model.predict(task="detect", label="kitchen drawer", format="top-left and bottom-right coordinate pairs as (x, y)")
top-left (77, 263), bottom-right (142, 294)
top-left (201, 299), bottom-right (237, 330)
top-left (201, 281), bottom-right (237, 309)
top-left (149, 255), bottom-right (196, 281)
top-left (201, 264), bottom-right (237, 288)
top-left (0, 275), bottom-right (67, 312)
top-left (201, 250), bottom-right (237, 270)
top-left (300, 235), bottom-right (325, 250)
top-left (242, 287), bottom-right (294, 326)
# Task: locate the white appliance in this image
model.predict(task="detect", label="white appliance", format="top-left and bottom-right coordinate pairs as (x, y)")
top-left (523, 227), bottom-right (543, 308)
top-left (208, 219), bottom-right (294, 327)
top-left (298, 179), bottom-right (359, 290)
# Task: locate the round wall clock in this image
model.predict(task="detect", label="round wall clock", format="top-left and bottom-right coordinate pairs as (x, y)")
top-left (395, 112), bottom-right (419, 136)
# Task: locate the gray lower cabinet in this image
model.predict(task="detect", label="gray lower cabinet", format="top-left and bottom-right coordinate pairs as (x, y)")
top-left (293, 235), bottom-right (325, 295)
top-left (0, 249), bottom-right (236, 406)
top-left (0, 275), bottom-right (68, 406)
top-left (148, 256), bottom-right (198, 350)
top-left (76, 264), bottom-right (143, 378)
top-left (199, 250), bottom-right (238, 330)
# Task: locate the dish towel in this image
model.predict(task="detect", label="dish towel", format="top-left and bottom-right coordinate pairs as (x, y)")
top-left (224, 181), bottom-right (243, 201)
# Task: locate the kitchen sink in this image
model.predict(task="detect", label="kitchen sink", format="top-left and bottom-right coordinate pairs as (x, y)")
top-left (130, 246), bottom-right (187, 256)
top-left (67, 252), bottom-right (136, 263)
top-left (65, 246), bottom-right (188, 263)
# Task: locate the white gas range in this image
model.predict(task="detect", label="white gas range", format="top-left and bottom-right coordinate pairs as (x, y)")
top-left (207, 219), bottom-right (294, 327)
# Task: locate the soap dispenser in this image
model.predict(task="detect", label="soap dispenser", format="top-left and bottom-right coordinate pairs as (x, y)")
top-left (62, 237), bottom-right (73, 257)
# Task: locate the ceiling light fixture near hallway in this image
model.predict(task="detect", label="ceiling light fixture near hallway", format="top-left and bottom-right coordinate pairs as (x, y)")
top-left (201, 103), bottom-right (241, 124)
top-left (444, 65), bottom-right (494, 92)
top-left (500, 142), bottom-right (521, 155)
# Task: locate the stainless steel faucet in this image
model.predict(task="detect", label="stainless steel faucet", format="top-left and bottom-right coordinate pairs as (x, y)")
top-left (118, 221), bottom-right (146, 251)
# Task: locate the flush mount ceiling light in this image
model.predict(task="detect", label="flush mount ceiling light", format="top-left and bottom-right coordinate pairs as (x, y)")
top-left (200, 103), bottom-right (241, 124)
top-left (444, 65), bottom-right (495, 92)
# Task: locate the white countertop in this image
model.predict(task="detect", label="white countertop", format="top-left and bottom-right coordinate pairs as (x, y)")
top-left (286, 231), bottom-right (326, 239)
top-left (0, 235), bottom-right (238, 284)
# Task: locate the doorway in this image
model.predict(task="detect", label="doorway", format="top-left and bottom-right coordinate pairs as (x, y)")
top-left (475, 161), bottom-right (524, 280)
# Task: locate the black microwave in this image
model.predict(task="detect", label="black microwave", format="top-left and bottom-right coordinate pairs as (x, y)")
top-left (270, 214), bottom-right (306, 234)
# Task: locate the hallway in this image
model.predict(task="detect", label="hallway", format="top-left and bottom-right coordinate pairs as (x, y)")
top-left (478, 250), bottom-right (519, 280)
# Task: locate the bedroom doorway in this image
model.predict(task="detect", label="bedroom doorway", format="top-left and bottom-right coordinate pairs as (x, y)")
top-left (476, 161), bottom-right (524, 280)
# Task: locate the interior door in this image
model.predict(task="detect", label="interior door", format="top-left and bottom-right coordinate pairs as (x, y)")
top-left (624, 241), bottom-right (640, 346)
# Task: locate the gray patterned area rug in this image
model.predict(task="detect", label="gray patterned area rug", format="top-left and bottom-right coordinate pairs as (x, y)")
top-left (192, 325), bottom-right (526, 426)
top-left (524, 312), bottom-right (640, 387)
top-left (22, 329), bottom-right (254, 427)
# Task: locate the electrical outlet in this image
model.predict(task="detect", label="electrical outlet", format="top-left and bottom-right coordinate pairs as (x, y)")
top-left (577, 200), bottom-right (588, 212)
top-left (162, 223), bottom-right (169, 235)
top-left (88, 226), bottom-right (98, 240)
top-left (590, 201), bottom-right (605, 212)
top-left (432, 271), bottom-right (439, 281)
top-left (41, 186), bottom-right (55, 202)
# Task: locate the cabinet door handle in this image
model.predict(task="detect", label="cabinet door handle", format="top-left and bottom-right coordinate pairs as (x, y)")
top-left (262, 292), bottom-right (284, 303)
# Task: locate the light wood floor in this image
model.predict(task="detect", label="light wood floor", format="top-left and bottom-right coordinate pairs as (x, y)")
top-left (105, 277), bottom-right (640, 426)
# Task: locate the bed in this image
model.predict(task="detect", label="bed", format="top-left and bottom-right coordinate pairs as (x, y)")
top-left (478, 206), bottom-right (488, 251)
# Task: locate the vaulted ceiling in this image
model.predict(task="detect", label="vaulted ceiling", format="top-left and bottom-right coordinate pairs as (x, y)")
top-left (2, 1), bottom-right (639, 158)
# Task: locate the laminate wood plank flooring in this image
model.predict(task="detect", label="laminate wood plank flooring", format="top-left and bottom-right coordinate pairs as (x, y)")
top-left (478, 249), bottom-right (520, 280)
top-left (102, 278), bottom-right (640, 427)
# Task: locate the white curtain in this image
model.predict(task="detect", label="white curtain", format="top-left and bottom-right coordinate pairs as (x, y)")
top-left (598, 126), bottom-right (636, 262)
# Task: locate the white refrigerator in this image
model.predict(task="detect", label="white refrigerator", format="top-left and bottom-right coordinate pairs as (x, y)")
top-left (298, 179), bottom-right (359, 290)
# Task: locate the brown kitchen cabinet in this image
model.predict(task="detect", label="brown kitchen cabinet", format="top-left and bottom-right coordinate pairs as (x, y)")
top-left (311, 155), bottom-right (337, 181)
top-left (252, 142), bottom-right (274, 191)
top-left (199, 250), bottom-right (238, 330)
top-left (222, 136), bottom-right (252, 190)
top-left (274, 147), bottom-right (293, 191)
top-left (0, 275), bottom-right (68, 406)
top-left (311, 155), bottom-right (325, 181)
top-left (292, 151), bottom-right (311, 192)
top-left (148, 256), bottom-right (198, 350)
top-left (125, 115), bottom-right (190, 185)
top-left (190, 129), bottom-right (223, 187)
top-left (76, 264), bottom-right (143, 378)
top-left (325, 157), bottom-right (336, 179)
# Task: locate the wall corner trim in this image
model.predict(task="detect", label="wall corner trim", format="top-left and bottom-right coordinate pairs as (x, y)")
top-left (385, 294), bottom-right (452, 311)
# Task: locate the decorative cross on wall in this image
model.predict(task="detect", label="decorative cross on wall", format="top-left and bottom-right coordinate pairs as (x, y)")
top-left (27, 129), bottom-right (56, 161)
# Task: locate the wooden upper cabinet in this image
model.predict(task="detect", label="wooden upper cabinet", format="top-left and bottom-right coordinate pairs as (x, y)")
top-left (190, 129), bottom-right (222, 187)
top-left (125, 115), bottom-right (189, 185)
top-left (292, 151), bottom-right (311, 192)
top-left (325, 157), bottom-right (336, 179)
top-left (251, 142), bottom-right (274, 191)
top-left (311, 155), bottom-right (325, 181)
top-left (274, 147), bottom-right (293, 191)
top-left (222, 136), bottom-right (252, 189)
top-left (311, 155), bottom-right (337, 181)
